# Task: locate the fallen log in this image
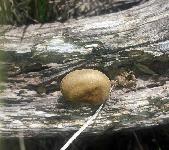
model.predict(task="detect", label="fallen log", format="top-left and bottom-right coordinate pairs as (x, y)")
top-left (0, 0), bottom-right (169, 141)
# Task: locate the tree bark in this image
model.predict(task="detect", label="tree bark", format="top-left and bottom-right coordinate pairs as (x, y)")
top-left (0, 0), bottom-right (169, 138)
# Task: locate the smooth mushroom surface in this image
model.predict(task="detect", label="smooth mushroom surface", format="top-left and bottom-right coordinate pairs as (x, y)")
top-left (60, 69), bottom-right (111, 104)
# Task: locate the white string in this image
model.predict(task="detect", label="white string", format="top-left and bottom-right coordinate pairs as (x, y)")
top-left (60, 103), bottom-right (104, 150)
top-left (19, 131), bottom-right (26, 150)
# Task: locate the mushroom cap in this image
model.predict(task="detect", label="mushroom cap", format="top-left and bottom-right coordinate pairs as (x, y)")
top-left (60, 69), bottom-right (111, 104)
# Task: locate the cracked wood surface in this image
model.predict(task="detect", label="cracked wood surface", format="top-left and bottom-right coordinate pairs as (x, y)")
top-left (0, 0), bottom-right (169, 137)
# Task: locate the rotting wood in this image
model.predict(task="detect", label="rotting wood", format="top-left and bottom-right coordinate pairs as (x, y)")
top-left (0, 0), bottom-right (169, 138)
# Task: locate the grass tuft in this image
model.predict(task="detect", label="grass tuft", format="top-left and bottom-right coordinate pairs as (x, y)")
top-left (0, 0), bottom-right (148, 25)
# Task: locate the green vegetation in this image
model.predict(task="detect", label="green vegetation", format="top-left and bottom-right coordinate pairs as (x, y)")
top-left (0, 0), bottom-right (49, 25)
top-left (0, 0), bottom-right (84, 25)
top-left (0, 0), bottom-right (146, 25)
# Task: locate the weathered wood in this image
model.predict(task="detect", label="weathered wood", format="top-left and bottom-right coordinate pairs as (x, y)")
top-left (0, 0), bottom-right (169, 138)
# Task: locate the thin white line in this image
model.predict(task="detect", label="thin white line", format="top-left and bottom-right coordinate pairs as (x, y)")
top-left (19, 132), bottom-right (26, 150)
top-left (60, 103), bottom-right (104, 150)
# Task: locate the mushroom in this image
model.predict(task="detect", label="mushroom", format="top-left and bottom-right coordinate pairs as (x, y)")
top-left (60, 69), bottom-right (111, 104)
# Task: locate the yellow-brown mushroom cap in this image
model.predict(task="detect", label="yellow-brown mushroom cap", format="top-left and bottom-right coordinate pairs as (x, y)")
top-left (60, 69), bottom-right (111, 104)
